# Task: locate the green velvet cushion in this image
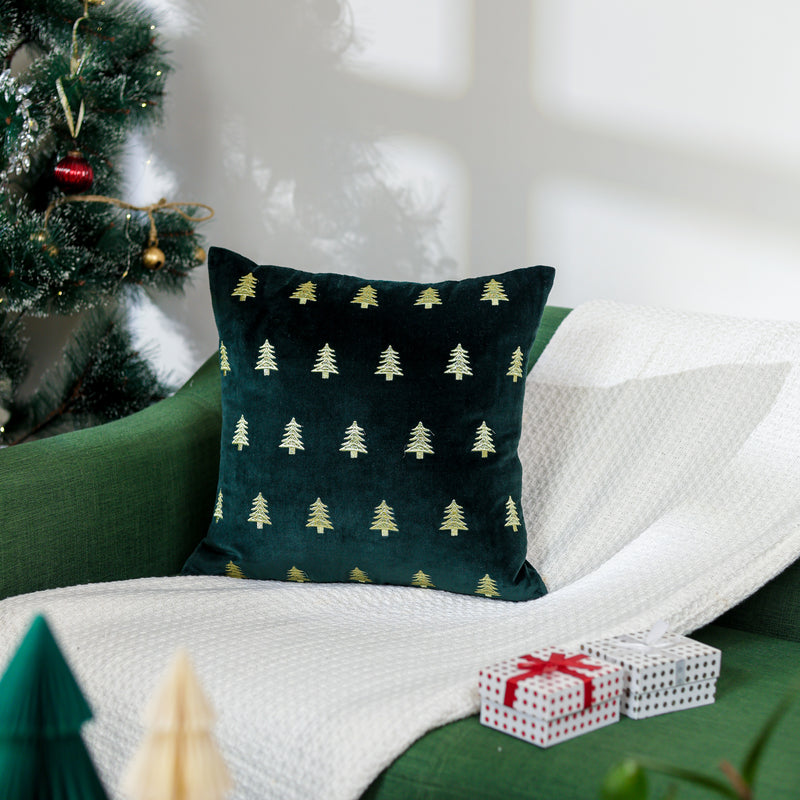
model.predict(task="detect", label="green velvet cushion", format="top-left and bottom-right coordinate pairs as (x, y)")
top-left (182, 247), bottom-right (555, 600)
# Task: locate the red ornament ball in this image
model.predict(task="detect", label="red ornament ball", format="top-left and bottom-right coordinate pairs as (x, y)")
top-left (54, 150), bottom-right (94, 194)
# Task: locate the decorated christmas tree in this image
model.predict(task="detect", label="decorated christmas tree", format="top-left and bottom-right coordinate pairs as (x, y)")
top-left (0, 614), bottom-right (110, 799)
top-left (0, 0), bottom-right (212, 445)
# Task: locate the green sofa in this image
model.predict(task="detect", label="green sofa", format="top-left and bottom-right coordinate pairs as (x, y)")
top-left (2, 306), bottom-right (799, 799)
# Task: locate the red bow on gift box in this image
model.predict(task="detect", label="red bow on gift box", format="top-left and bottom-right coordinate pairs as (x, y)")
top-left (503, 652), bottom-right (602, 709)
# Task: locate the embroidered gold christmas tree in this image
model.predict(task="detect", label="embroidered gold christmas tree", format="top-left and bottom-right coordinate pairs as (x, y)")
top-left (232, 272), bottom-right (257, 301)
top-left (339, 421), bottom-right (367, 458)
top-left (405, 421), bottom-right (434, 459)
top-left (225, 561), bottom-right (245, 579)
top-left (213, 491), bottom-right (223, 522)
top-left (411, 570), bottom-right (435, 588)
top-left (370, 501), bottom-right (398, 537)
top-left (232, 415), bottom-right (249, 451)
top-left (307, 497), bottom-right (333, 533)
top-left (480, 279), bottom-right (508, 305)
top-left (414, 287), bottom-right (442, 309)
top-left (375, 345), bottom-right (402, 380)
top-left (472, 421), bottom-right (496, 458)
top-left (287, 566), bottom-right (310, 582)
top-left (475, 573), bottom-right (500, 597)
top-left (247, 493), bottom-right (271, 529)
top-left (312, 343), bottom-right (338, 378)
top-left (445, 344), bottom-right (472, 380)
top-left (279, 418), bottom-right (304, 454)
top-left (219, 342), bottom-right (231, 375)
top-left (351, 285), bottom-right (378, 308)
top-left (290, 281), bottom-right (317, 304)
top-left (349, 567), bottom-right (372, 583)
top-left (440, 500), bottom-right (467, 536)
top-left (505, 496), bottom-right (521, 531)
top-left (507, 346), bottom-right (524, 382)
top-left (255, 338), bottom-right (278, 375)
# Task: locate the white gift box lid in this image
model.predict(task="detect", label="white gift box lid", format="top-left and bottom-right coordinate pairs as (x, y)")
top-left (580, 629), bottom-right (721, 695)
top-left (479, 649), bottom-right (623, 722)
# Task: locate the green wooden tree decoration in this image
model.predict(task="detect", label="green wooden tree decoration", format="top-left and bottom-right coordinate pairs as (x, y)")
top-left (405, 421), bottom-right (434, 460)
top-left (279, 417), bottom-right (304, 454)
top-left (231, 415), bottom-right (249, 451)
top-left (507, 346), bottom-right (524, 382)
top-left (0, 614), bottom-right (110, 800)
top-left (440, 500), bottom-right (468, 537)
top-left (219, 342), bottom-right (231, 375)
top-left (370, 500), bottom-right (398, 537)
top-left (247, 492), bottom-right (271, 529)
top-left (351, 284), bottom-right (378, 308)
top-left (255, 338), bottom-right (278, 375)
top-left (311, 343), bottom-right (338, 379)
top-left (480, 279), bottom-right (508, 305)
top-left (290, 281), bottom-right (317, 304)
top-left (339, 420), bottom-right (367, 458)
top-left (375, 345), bottom-right (403, 381)
top-left (445, 343), bottom-right (472, 380)
top-left (213, 490), bottom-right (223, 523)
top-left (231, 272), bottom-right (257, 301)
top-left (307, 497), bottom-right (333, 533)
top-left (414, 287), bottom-right (442, 309)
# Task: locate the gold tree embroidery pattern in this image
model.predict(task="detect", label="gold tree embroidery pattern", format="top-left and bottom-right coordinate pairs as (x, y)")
top-left (219, 342), bottom-right (231, 375)
top-left (445, 343), bottom-right (472, 380)
top-left (440, 500), bottom-right (468, 537)
top-left (411, 570), bottom-right (435, 588)
top-left (375, 345), bottom-right (403, 381)
top-left (232, 272), bottom-right (257, 301)
top-left (339, 421), bottom-right (367, 458)
top-left (351, 285), bottom-right (378, 308)
top-left (472, 421), bottom-right (496, 458)
top-left (475, 573), bottom-right (500, 598)
top-left (505, 496), bottom-right (521, 532)
top-left (307, 497), bottom-right (333, 533)
top-left (287, 566), bottom-right (310, 582)
top-left (213, 491), bottom-right (223, 523)
top-left (414, 287), bottom-right (442, 309)
top-left (255, 338), bottom-right (278, 375)
top-left (480, 279), bottom-right (508, 305)
top-left (507, 346), bottom-right (524, 382)
top-left (405, 421), bottom-right (434, 459)
top-left (349, 567), bottom-right (372, 583)
top-left (279, 418), bottom-right (304, 454)
top-left (248, 492), bottom-right (271, 529)
top-left (311, 343), bottom-right (338, 378)
top-left (370, 500), bottom-right (398, 537)
top-left (290, 281), bottom-right (317, 304)
top-left (232, 415), bottom-right (249, 451)
top-left (225, 561), bottom-right (245, 579)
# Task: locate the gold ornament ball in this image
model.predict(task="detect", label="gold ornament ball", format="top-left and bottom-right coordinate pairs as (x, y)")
top-left (194, 246), bottom-right (207, 263)
top-left (142, 245), bottom-right (166, 270)
top-left (46, 244), bottom-right (59, 257)
top-left (30, 231), bottom-right (47, 244)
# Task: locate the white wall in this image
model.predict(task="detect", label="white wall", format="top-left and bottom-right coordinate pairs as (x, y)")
top-left (148, 0), bottom-right (800, 372)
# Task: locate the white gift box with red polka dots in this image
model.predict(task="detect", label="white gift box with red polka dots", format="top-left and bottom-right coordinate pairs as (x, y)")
top-left (579, 630), bottom-right (721, 719)
top-left (478, 649), bottom-right (623, 748)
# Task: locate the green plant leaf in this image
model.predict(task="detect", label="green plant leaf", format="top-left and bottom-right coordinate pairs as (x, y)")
top-left (634, 755), bottom-right (739, 799)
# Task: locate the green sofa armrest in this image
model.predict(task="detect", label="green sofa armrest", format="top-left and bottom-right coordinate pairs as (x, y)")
top-left (0, 356), bottom-right (222, 600)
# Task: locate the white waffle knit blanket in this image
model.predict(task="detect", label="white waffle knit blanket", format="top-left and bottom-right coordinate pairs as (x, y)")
top-left (2, 300), bottom-right (800, 800)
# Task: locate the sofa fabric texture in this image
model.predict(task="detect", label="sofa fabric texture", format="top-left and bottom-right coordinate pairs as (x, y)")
top-left (182, 247), bottom-right (555, 600)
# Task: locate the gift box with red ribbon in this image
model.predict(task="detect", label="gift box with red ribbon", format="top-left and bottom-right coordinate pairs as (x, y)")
top-left (579, 623), bottom-right (722, 719)
top-left (478, 649), bottom-right (623, 747)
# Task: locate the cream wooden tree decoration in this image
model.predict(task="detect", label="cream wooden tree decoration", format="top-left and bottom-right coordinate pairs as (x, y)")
top-left (370, 501), bottom-right (398, 537)
top-left (213, 491), bottom-right (223, 523)
top-left (349, 567), bottom-right (372, 583)
top-left (311, 343), bottom-right (338, 379)
top-left (307, 498), bottom-right (333, 533)
top-left (405, 421), bottom-right (434, 460)
top-left (231, 272), bottom-right (257, 301)
top-left (219, 343), bottom-right (231, 375)
top-left (445, 344), bottom-right (472, 380)
top-left (225, 562), bottom-right (245, 579)
top-left (472, 421), bottom-right (496, 458)
top-left (480, 279), bottom-right (508, 306)
top-left (414, 287), bottom-right (442, 309)
top-left (375, 346), bottom-right (403, 381)
top-left (247, 493), bottom-right (271, 529)
top-left (440, 500), bottom-right (468, 537)
top-left (411, 570), bottom-right (435, 588)
top-left (475, 574), bottom-right (500, 598)
top-left (505, 496), bottom-right (521, 532)
top-left (351, 285), bottom-right (378, 308)
top-left (121, 649), bottom-right (231, 800)
top-left (231, 415), bottom-right (249, 451)
top-left (339, 421), bottom-right (367, 458)
top-left (290, 281), bottom-right (317, 304)
top-left (286, 566), bottom-right (310, 582)
top-left (507, 347), bottom-right (524, 382)
top-left (255, 339), bottom-right (278, 375)
top-left (279, 418), bottom-right (304, 454)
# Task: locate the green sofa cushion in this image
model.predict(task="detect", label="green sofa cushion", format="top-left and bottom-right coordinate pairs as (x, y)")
top-left (183, 247), bottom-right (555, 600)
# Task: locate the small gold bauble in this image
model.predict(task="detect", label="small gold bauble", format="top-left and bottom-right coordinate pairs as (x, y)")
top-left (194, 246), bottom-right (207, 263)
top-left (46, 244), bottom-right (59, 257)
top-left (30, 231), bottom-right (47, 244)
top-left (142, 245), bottom-right (166, 270)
